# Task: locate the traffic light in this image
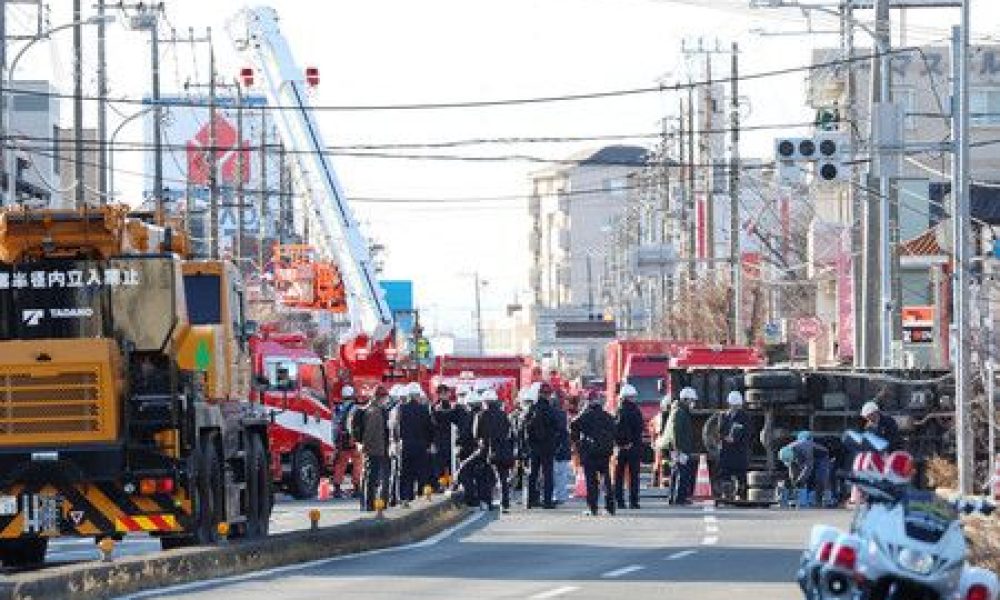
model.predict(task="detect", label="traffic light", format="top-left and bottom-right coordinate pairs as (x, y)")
top-left (774, 133), bottom-right (850, 183)
top-left (815, 133), bottom-right (849, 182)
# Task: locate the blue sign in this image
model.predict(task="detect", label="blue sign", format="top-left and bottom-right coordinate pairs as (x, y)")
top-left (381, 280), bottom-right (415, 337)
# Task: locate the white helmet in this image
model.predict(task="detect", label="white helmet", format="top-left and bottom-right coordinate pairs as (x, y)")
top-left (619, 383), bottom-right (638, 399)
top-left (389, 384), bottom-right (405, 398)
top-left (861, 401), bottom-right (880, 418)
top-left (464, 389), bottom-right (481, 406)
top-left (408, 382), bottom-right (425, 398)
top-left (726, 391), bottom-right (743, 407)
top-left (518, 389), bottom-right (532, 406)
top-left (341, 385), bottom-right (355, 399)
top-left (660, 396), bottom-right (671, 412)
top-left (679, 387), bottom-right (697, 401)
top-left (481, 389), bottom-right (499, 404)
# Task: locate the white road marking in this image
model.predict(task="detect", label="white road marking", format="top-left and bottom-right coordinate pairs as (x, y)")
top-left (705, 524), bottom-right (719, 534)
top-left (601, 564), bottom-right (645, 578)
top-left (664, 549), bottom-right (698, 561)
top-left (703, 536), bottom-right (719, 546)
top-left (703, 515), bottom-right (718, 524)
top-left (702, 504), bottom-right (715, 512)
top-left (116, 511), bottom-right (487, 599)
top-left (530, 586), bottom-right (580, 599)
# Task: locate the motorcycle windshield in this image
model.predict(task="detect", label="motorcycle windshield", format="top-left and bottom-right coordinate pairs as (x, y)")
top-left (903, 490), bottom-right (957, 544)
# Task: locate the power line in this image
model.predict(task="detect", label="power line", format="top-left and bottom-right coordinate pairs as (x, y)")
top-left (0, 44), bottom-right (928, 112)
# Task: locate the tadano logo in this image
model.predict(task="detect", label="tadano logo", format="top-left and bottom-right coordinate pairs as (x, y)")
top-left (21, 309), bottom-right (44, 327)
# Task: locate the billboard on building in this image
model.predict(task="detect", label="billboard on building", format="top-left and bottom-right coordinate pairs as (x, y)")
top-left (143, 95), bottom-right (281, 257)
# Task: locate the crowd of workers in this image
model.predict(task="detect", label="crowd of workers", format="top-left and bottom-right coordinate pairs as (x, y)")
top-left (326, 377), bottom-right (902, 513)
top-left (328, 379), bottom-right (748, 516)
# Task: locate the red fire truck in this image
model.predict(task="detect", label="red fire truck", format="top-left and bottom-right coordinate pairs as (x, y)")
top-left (250, 330), bottom-right (336, 499)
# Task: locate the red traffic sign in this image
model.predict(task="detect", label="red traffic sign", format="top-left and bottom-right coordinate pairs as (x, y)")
top-left (795, 317), bottom-right (823, 340)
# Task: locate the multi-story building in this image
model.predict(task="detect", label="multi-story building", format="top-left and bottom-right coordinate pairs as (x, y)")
top-left (6, 80), bottom-right (61, 206)
top-left (526, 145), bottom-right (649, 373)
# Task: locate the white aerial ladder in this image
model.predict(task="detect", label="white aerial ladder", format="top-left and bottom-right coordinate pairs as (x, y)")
top-left (228, 6), bottom-right (393, 344)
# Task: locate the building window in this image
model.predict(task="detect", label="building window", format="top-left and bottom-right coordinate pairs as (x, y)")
top-left (971, 88), bottom-right (1000, 126)
top-left (603, 177), bottom-right (628, 198)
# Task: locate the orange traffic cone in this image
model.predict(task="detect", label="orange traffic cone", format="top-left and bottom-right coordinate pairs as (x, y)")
top-left (692, 454), bottom-right (714, 504)
top-left (573, 467), bottom-right (587, 499)
top-left (317, 477), bottom-right (331, 501)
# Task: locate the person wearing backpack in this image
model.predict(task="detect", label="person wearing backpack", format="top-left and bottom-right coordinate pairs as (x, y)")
top-left (570, 392), bottom-right (617, 516)
top-left (472, 389), bottom-right (514, 512)
top-left (525, 382), bottom-right (559, 509)
top-left (614, 384), bottom-right (645, 510)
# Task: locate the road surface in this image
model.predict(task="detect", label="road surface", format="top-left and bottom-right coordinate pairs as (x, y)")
top-left (121, 494), bottom-right (851, 600)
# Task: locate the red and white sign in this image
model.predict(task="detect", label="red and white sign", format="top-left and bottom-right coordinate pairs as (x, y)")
top-left (186, 115), bottom-right (250, 187)
top-left (796, 317), bottom-right (823, 341)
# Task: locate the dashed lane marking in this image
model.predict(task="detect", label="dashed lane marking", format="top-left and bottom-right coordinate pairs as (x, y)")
top-left (664, 549), bottom-right (698, 561)
top-left (601, 564), bottom-right (645, 578)
top-left (705, 524), bottom-right (719, 534)
top-left (703, 536), bottom-right (719, 546)
top-left (703, 515), bottom-right (718, 524)
top-left (529, 586), bottom-right (580, 599)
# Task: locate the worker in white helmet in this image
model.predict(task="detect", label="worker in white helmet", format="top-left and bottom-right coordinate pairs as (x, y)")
top-left (665, 386), bottom-right (697, 505)
top-left (389, 381), bottom-right (435, 508)
top-left (613, 383), bottom-right (644, 509)
top-left (718, 390), bottom-right (751, 498)
top-left (861, 400), bottom-right (899, 450)
top-left (652, 385), bottom-right (673, 488)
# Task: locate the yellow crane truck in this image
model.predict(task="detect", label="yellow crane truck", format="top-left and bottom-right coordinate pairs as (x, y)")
top-left (0, 205), bottom-right (271, 566)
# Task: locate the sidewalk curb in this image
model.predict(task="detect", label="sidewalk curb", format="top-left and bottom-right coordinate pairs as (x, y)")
top-left (0, 496), bottom-right (471, 600)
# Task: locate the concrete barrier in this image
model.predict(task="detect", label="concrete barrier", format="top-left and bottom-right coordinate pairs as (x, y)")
top-left (0, 496), bottom-right (471, 600)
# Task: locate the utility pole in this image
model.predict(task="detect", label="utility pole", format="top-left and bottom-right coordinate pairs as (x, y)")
top-left (952, 11), bottom-right (973, 494)
top-left (150, 9), bottom-right (162, 220)
top-left (729, 42), bottom-right (741, 345)
top-left (874, 0), bottom-right (894, 368)
top-left (844, 2), bottom-right (865, 368)
top-left (235, 81), bottom-right (244, 263)
top-left (1, 0), bottom-right (6, 207)
top-left (97, 0), bottom-right (107, 204)
top-left (73, 0), bottom-right (84, 209)
top-left (208, 30), bottom-right (219, 260)
top-left (474, 272), bottom-right (485, 356)
top-left (686, 84), bottom-right (695, 278)
top-left (258, 111), bottom-right (267, 270)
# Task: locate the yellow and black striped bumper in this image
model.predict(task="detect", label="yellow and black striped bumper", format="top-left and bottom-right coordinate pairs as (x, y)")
top-left (0, 481), bottom-right (193, 538)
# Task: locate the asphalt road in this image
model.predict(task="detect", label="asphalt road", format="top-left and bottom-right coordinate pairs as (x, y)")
top-left (45, 493), bottom-right (365, 564)
top-left (120, 492), bottom-right (852, 600)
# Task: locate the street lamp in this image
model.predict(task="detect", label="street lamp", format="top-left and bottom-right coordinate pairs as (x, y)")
top-left (5, 15), bottom-right (116, 207)
top-left (108, 106), bottom-right (154, 203)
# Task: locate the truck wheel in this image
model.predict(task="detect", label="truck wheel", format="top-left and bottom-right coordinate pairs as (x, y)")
top-left (161, 434), bottom-right (223, 550)
top-left (745, 371), bottom-right (800, 390)
top-left (0, 538), bottom-right (48, 567)
top-left (246, 434), bottom-right (271, 538)
top-left (747, 488), bottom-right (776, 504)
top-left (290, 448), bottom-right (321, 500)
top-left (745, 389), bottom-right (800, 407)
top-left (747, 471), bottom-right (774, 488)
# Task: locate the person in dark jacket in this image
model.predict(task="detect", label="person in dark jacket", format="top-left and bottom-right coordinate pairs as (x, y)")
top-left (389, 382), bottom-right (435, 507)
top-left (570, 394), bottom-right (617, 516)
top-left (525, 382), bottom-right (560, 509)
top-left (779, 432), bottom-right (831, 506)
top-left (666, 387), bottom-right (697, 505)
top-left (349, 386), bottom-right (391, 512)
top-left (718, 390), bottom-right (752, 497)
top-left (861, 401), bottom-right (900, 450)
top-left (430, 384), bottom-right (455, 491)
top-left (452, 390), bottom-right (485, 507)
top-left (509, 391), bottom-right (532, 491)
top-left (613, 383), bottom-right (645, 509)
top-left (472, 389), bottom-right (515, 511)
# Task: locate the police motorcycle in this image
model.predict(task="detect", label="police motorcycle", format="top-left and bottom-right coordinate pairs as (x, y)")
top-left (797, 431), bottom-right (999, 600)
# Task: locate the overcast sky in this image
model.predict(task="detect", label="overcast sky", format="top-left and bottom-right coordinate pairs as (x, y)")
top-left (9, 0), bottom-right (999, 338)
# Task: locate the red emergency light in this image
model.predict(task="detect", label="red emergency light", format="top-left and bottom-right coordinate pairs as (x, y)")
top-left (305, 67), bottom-right (319, 87)
top-left (240, 67), bottom-right (255, 88)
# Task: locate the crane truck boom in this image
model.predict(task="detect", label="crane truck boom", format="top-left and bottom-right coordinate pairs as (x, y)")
top-left (229, 6), bottom-right (393, 348)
